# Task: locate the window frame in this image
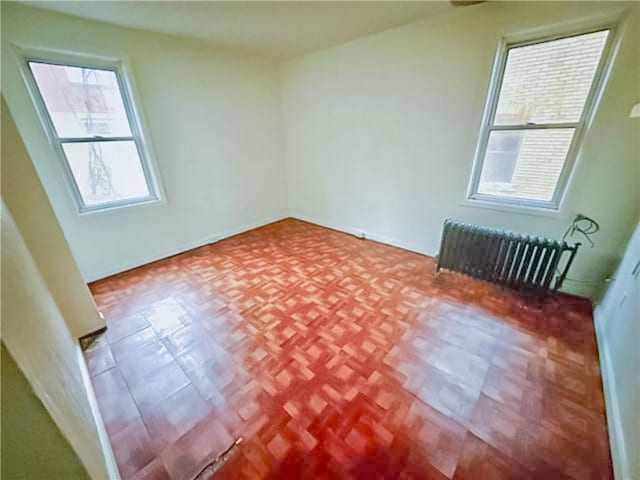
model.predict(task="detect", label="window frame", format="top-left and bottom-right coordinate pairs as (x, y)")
top-left (18, 49), bottom-right (164, 214)
top-left (467, 23), bottom-right (619, 211)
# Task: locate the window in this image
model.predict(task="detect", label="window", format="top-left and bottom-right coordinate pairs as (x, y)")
top-left (24, 59), bottom-right (160, 212)
top-left (469, 28), bottom-right (613, 209)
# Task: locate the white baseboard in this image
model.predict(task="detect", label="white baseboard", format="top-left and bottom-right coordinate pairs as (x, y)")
top-left (291, 213), bottom-right (434, 258)
top-left (76, 346), bottom-right (121, 480)
top-left (84, 214), bottom-right (287, 282)
top-left (594, 312), bottom-right (630, 480)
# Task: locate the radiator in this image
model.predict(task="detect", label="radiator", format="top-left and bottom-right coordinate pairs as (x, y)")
top-left (435, 219), bottom-right (580, 291)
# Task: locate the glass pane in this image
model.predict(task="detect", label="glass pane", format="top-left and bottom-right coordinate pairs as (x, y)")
top-left (62, 141), bottom-right (151, 207)
top-left (495, 30), bottom-right (608, 125)
top-left (29, 62), bottom-right (132, 137)
top-left (477, 129), bottom-right (575, 202)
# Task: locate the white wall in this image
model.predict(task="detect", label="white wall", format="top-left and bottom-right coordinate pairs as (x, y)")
top-left (2, 98), bottom-right (118, 478)
top-left (2, 343), bottom-right (89, 479)
top-left (2, 2), bottom-right (638, 299)
top-left (281, 1), bottom-right (640, 299)
top-left (2, 95), bottom-right (103, 337)
top-left (595, 221), bottom-right (640, 480)
top-left (2, 204), bottom-right (117, 480)
top-left (2, 2), bottom-right (288, 281)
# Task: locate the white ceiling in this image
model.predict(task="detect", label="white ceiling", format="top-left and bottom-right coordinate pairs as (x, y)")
top-left (20, 1), bottom-right (454, 60)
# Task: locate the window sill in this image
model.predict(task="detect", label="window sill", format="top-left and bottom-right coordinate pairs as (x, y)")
top-left (459, 197), bottom-right (567, 219)
top-left (77, 196), bottom-right (165, 217)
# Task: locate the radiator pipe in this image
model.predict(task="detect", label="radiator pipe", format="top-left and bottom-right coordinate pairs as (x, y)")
top-left (554, 242), bottom-right (581, 290)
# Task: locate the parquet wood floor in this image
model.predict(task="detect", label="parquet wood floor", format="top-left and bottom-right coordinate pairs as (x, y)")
top-left (86, 219), bottom-right (612, 480)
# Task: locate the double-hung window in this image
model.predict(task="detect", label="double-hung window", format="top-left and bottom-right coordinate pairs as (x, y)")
top-left (24, 57), bottom-right (160, 213)
top-left (468, 28), bottom-right (614, 210)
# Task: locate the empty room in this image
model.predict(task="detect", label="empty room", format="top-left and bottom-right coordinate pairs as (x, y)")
top-left (1, 1), bottom-right (639, 479)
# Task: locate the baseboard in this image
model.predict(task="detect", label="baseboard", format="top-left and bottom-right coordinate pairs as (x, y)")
top-left (76, 345), bottom-right (121, 479)
top-left (214, 214), bottom-right (288, 241)
top-left (85, 214), bottom-right (288, 282)
top-left (291, 213), bottom-right (434, 258)
top-left (594, 312), bottom-right (630, 480)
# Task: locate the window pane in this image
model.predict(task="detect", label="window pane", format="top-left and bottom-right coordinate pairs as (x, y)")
top-left (477, 129), bottom-right (575, 202)
top-left (495, 30), bottom-right (608, 125)
top-left (62, 141), bottom-right (151, 207)
top-left (29, 62), bottom-right (132, 138)
top-left (480, 131), bottom-right (524, 183)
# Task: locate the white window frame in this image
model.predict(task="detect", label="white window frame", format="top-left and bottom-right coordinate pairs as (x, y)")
top-left (467, 23), bottom-right (619, 211)
top-left (18, 48), bottom-right (164, 214)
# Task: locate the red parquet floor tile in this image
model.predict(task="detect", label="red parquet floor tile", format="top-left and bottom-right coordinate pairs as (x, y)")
top-left (85, 219), bottom-right (612, 480)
